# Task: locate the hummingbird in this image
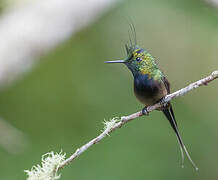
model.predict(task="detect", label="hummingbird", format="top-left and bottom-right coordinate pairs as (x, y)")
top-left (105, 31), bottom-right (198, 170)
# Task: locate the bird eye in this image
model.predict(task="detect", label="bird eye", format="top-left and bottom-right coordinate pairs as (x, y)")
top-left (136, 57), bottom-right (142, 62)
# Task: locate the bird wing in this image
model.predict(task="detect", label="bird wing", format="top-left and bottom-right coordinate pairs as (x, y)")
top-left (161, 76), bottom-right (176, 123)
top-left (162, 76), bottom-right (170, 94)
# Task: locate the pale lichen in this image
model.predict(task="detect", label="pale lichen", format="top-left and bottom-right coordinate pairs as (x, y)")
top-left (25, 151), bottom-right (66, 180)
top-left (212, 70), bottom-right (218, 78)
top-left (103, 117), bottom-right (120, 135)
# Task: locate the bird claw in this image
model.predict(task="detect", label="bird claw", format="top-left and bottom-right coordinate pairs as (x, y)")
top-left (142, 107), bottom-right (149, 115)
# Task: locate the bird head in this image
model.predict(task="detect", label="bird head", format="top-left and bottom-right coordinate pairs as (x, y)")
top-left (105, 44), bottom-right (157, 76)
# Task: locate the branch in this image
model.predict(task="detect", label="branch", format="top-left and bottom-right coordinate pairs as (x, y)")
top-left (0, 0), bottom-right (120, 87)
top-left (205, 0), bottom-right (218, 8)
top-left (25, 71), bottom-right (218, 179)
top-left (58, 70), bottom-right (218, 168)
top-left (0, 0), bottom-right (120, 155)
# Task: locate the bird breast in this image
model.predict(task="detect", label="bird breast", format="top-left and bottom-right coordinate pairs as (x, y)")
top-left (134, 74), bottom-right (167, 106)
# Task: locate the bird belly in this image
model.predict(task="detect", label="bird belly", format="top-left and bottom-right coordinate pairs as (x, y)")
top-left (134, 74), bottom-right (167, 106)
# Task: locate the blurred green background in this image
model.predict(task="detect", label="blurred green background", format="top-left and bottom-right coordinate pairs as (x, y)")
top-left (1, 0), bottom-right (218, 179)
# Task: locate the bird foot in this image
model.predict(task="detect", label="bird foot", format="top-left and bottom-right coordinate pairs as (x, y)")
top-left (142, 107), bottom-right (149, 115)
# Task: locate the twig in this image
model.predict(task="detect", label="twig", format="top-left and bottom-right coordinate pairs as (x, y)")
top-left (57, 70), bottom-right (218, 170)
top-left (0, 0), bottom-right (119, 155)
top-left (0, 0), bottom-right (119, 86)
top-left (205, 0), bottom-right (218, 8)
top-left (25, 71), bottom-right (218, 179)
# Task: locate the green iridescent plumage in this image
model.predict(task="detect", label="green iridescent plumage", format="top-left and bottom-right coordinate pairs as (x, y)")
top-left (125, 45), bottom-right (163, 80)
top-left (105, 40), bottom-right (198, 170)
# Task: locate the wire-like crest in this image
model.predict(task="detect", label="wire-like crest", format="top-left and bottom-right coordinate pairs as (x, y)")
top-left (125, 19), bottom-right (137, 55)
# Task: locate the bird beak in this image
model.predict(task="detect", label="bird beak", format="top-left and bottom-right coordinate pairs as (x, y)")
top-left (104, 60), bottom-right (125, 64)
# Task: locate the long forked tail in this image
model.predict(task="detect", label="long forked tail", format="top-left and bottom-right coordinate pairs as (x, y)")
top-left (162, 106), bottom-right (198, 171)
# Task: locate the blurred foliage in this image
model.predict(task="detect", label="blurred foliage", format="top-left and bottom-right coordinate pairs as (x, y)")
top-left (0, 0), bottom-right (218, 179)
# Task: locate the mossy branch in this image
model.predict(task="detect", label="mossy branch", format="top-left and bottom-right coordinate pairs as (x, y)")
top-left (25, 71), bottom-right (218, 180)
